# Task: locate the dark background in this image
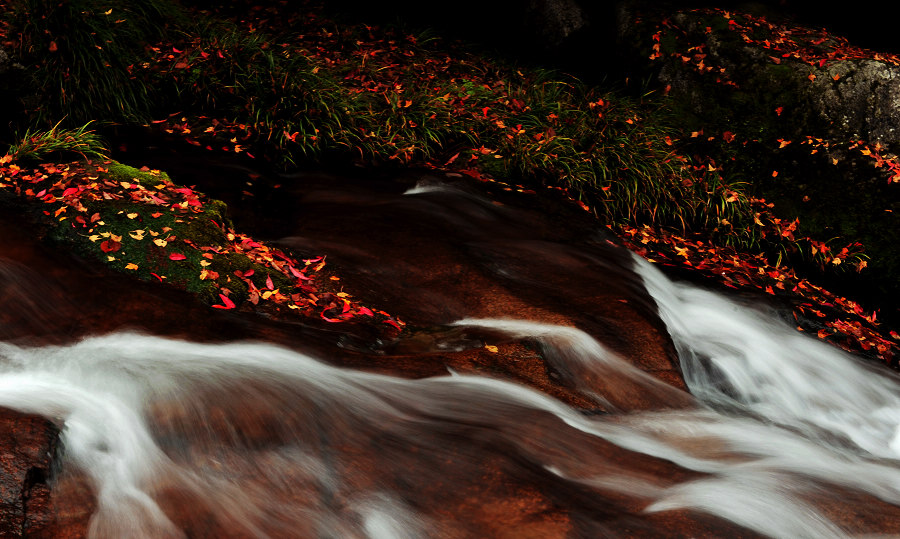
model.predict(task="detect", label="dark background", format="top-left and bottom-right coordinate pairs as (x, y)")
top-left (314, 0), bottom-right (900, 82)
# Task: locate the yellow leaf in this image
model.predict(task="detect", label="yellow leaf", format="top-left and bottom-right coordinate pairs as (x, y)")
top-left (125, 263), bottom-right (138, 270)
top-left (120, 182), bottom-right (131, 189)
top-left (107, 256), bottom-right (116, 262)
top-left (127, 213), bottom-right (138, 219)
top-left (129, 230), bottom-right (145, 240)
top-left (200, 260), bottom-right (211, 267)
top-left (153, 238), bottom-right (167, 247)
top-left (484, 345), bottom-right (499, 353)
top-left (110, 233), bottom-right (122, 242)
top-left (261, 290), bottom-right (274, 300)
top-left (88, 235), bottom-right (100, 242)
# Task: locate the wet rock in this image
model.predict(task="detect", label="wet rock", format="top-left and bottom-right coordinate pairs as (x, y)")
top-left (0, 408), bottom-right (58, 537)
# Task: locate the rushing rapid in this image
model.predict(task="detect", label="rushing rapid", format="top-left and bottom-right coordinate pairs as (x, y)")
top-left (2, 171), bottom-right (900, 537)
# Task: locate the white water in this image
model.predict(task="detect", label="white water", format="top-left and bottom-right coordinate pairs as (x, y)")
top-left (2, 255), bottom-right (900, 536)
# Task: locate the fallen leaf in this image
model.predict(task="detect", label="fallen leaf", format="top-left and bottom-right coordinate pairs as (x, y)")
top-left (169, 252), bottom-right (187, 261)
top-left (211, 293), bottom-right (236, 309)
top-left (484, 345), bottom-right (499, 353)
top-left (125, 263), bottom-right (138, 270)
top-left (100, 240), bottom-right (121, 252)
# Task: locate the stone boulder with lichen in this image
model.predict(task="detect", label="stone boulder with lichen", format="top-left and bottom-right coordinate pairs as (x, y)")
top-left (618, 6), bottom-right (900, 323)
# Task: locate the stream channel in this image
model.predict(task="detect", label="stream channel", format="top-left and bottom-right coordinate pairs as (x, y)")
top-left (1, 142), bottom-right (900, 537)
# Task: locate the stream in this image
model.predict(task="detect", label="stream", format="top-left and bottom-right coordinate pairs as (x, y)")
top-left (1, 150), bottom-right (900, 537)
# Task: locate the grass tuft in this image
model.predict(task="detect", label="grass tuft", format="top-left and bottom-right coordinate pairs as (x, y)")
top-left (6, 121), bottom-right (109, 162)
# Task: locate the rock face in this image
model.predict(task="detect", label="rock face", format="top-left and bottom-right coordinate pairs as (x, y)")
top-left (618, 6), bottom-right (900, 322)
top-left (522, 0), bottom-right (586, 50)
top-left (0, 408), bottom-right (58, 537)
top-left (806, 59), bottom-right (900, 146)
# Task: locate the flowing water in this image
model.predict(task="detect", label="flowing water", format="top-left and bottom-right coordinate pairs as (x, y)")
top-left (2, 165), bottom-right (900, 537)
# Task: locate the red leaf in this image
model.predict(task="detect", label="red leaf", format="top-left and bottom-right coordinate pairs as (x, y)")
top-left (100, 240), bottom-right (120, 253)
top-left (321, 310), bottom-right (342, 322)
top-left (288, 265), bottom-right (310, 280)
top-left (169, 252), bottom-right (187, 261)
top-left (358, 306), bottom-right (374, 316)
top-left (211, 293), bottom-right (235, 309)
top-left (722, 131), bottom-right (735, 143)
top-left (243, 269), bottom-right (255, 277)
top-left (384, 319), bottom-right (403, 330)
top-left (266, 274), bottom-right (274, 290)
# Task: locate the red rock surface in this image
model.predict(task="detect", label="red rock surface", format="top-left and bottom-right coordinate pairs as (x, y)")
top-left (0, 408), bottom-right (57, 537)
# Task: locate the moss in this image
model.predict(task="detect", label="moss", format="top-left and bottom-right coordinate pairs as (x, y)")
top-left (105, 162), bottom-right (171, 189)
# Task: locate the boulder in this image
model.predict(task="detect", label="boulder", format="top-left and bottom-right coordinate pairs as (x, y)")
top-left (0, 408), bottom-right (59, 537)
top-left (618, 6), bottom-right (900, 323)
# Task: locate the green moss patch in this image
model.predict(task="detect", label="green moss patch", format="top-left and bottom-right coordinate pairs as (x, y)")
top-left (0, 155), bottom-right (403, 331)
